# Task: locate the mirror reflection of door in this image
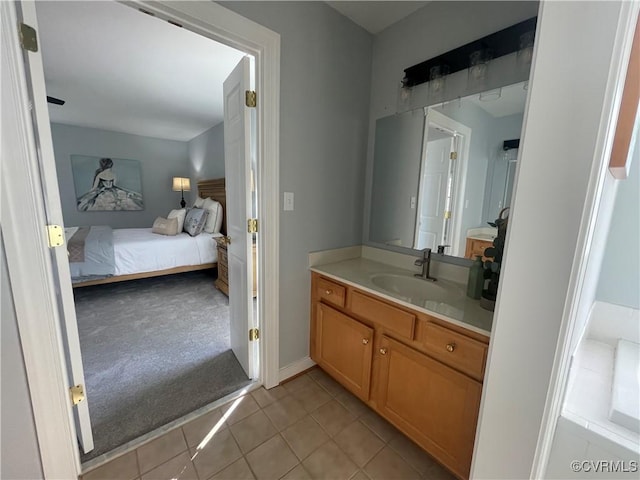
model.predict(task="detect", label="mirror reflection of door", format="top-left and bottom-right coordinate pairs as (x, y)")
top-left (414, 125), bottom-right (456, 251)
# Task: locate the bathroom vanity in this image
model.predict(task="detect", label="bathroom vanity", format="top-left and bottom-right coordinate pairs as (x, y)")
top-left (309, 250), bottom-right (492, 480)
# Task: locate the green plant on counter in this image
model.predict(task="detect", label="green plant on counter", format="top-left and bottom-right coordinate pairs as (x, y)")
top-left (482, 207), bottom-right (509, 303)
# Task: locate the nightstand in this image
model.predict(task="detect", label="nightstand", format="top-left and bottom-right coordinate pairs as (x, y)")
top-left (215, 237), bottom-right (256, 297)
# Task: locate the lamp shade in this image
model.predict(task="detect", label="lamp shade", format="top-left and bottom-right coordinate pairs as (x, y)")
top-left (172, 177), bottom-right (191, 192)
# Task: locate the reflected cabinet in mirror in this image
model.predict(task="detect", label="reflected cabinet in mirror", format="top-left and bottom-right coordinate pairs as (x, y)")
top-left (368, 81), bottom-right (527, 259)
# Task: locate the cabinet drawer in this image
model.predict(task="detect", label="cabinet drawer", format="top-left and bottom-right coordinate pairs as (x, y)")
top-left (317, 277), bottom-right (346, 308)
top-left (351, 290), bottom-right (415, 340)
top-left (421, 323), bottom-right (487, 380)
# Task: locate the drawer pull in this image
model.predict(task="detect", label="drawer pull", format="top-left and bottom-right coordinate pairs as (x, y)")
top-left (379, 348), bottom-right (388, 355)
top-left (446, 343), bottom-right (456, 353)
top-left (325, 289), bottom-right (333, 295)
top-left (362, 338), bottom-right (369, 345)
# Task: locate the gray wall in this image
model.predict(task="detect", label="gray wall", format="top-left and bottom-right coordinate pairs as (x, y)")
top-left (1, 235), bottom-right (44, 480)
top-left (188, 122), bottom-right (225, 192)
top-left (369, 110), bottom-right (424, 247)
top-left (221, 1), bottom-right (373, 367)
top-left (596, 135), bottom-right (640, 309)
top-left (52, 123), bottom-right (190, 228)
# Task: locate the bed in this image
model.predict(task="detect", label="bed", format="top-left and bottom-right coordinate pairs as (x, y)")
top-left (70, 178), bottom-right (226, 288)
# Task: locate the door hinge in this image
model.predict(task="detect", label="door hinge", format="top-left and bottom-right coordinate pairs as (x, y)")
top-left (444, 210), bottom-right (452, 219)
top-left (249, 328), bottom-right (260, 341)
top-left (247, 218), bottom-right (258, 234)
top-left (69, 384), bottom-right (85, 406)
top-left (450, 152), bottom-right (458, 160)
top-left (19, 23), bottom-right (38, 52)
top-left (245, 90), bottom-right (257, 108)
top-left (47, 225), bottom-right (64, 248)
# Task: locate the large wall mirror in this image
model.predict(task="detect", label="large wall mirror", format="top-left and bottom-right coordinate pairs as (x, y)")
top-left (367, 81), bottom-right (527, 259)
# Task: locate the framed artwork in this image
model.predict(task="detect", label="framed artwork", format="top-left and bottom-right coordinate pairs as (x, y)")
top-left (71, 155), bottom-right (144, 211)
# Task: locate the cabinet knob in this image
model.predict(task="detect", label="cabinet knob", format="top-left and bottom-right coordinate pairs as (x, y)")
top-left (325, 289), bottom-right (333, 295)
top-left (362, 338), bottom-right (369, 345)
top-left (446, 343), bottom-right (456, 352)
top-left (379, 348), bottom-right (388, 355)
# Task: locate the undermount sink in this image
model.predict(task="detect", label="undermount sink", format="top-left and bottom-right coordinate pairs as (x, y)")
top-left (370, 273), bottom-right (463, 305)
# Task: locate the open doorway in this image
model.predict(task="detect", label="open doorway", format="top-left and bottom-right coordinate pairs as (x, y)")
top-left (34, 0), bottom-right (260, 463)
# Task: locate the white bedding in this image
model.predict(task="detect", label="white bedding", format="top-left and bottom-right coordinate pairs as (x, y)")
top-left (113, 228), bottom-right (220, 276)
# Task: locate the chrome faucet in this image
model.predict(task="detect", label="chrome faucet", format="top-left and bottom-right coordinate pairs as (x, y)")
top-left (414, 248), bottom-right (437, 282)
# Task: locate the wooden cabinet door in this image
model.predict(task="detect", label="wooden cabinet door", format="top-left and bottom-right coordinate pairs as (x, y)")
top-left (377, 335), bottom-right (482, 480)
top-left (314, 303), bottom-right (374, 401)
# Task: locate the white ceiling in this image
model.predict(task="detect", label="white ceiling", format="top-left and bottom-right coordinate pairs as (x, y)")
top-left (326, 1), bottom-right (430, 34)
top-left (467, 82), bottom-right (528, 118)
top-left (35, 1), bottom-right (435, 142)
top-left (36, 1), bottom-right (245, 142)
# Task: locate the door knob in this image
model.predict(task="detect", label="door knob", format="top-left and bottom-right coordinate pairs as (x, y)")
top-left (224, 236), bottom-right (232, 245)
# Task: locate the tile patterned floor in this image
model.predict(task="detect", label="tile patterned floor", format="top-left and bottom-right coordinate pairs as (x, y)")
top-left (80, 369), bottom-right (456, 480)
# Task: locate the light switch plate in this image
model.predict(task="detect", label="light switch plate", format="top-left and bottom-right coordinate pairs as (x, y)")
top-left (284, 192), bottom-right (294, 211)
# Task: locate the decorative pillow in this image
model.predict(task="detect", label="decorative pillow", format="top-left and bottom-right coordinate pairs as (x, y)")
top-left (167, 208), bottom-right (187, 232)
top-left (152, 217), bottom-right (179, 236)
top-left (183, 208), bottom-right (209, 237)
top-left (202, 198), bottom-right (224, 234)
top-left (193, 196), bottom-right (205, 208)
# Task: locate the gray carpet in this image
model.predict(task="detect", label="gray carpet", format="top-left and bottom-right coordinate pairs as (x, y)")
top-left (73, 270), bottom-right (250, 462)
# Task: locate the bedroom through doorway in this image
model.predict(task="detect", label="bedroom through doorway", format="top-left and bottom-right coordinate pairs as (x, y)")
top-left (34, 1), bottom-right (260, 463)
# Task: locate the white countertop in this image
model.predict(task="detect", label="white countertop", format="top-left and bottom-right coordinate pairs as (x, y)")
top-left (311, 257), bottom-right (493, 336)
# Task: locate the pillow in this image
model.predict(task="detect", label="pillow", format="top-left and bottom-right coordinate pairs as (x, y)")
top-left (167, 208), bottom-right (186, 232)
top-left (183, 208), bottom-right (209, 237)
top-left (202, 198), bottom-right (224, 234)
top-left (152, 217), bottom-right (179, 236)
top-left (193, 196), bottom-right (205, 208)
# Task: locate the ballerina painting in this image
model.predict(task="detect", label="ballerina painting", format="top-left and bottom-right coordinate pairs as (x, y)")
top-left (71, 155), bottom-right (144, 211)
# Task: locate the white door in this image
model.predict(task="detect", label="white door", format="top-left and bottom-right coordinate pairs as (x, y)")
top-left (414, 128), bottom-right (454, 251)
top-left (224, 57), bottom-right (257, 379)
top-left (14, 1), bottom-right (94, 452)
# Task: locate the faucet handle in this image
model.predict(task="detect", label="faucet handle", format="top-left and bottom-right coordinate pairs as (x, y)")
top-left (436, 245), bottom-right (451, 255)
top-left (414, 258), bottom-right (424, 266)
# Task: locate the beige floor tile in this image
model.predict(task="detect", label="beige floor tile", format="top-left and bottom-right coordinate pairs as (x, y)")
top-left (350, 471), bottom-right (370, 480)
top-left (191, 428), bottom-right (243, 479)
top-left (137, 428), bottom-right (188, 474)
top-left (229, 410), bottom-right (278, 453)
top-left (280, 463), bottom-right (312, 480)
top-left (289, 382), bottom-right (332, 413)
top-left (140, 452), bottom-right (197, 480)
top-left (363, 446), bottom-right (419, 480)
top-left (82, 450), bottom-right (139, 480)
top-left (311, 400), bottom-right (356, 437)
top-left (359, 412), bottom-right (400, 443)
top-left (334, 421), bottom-right (384, 468)
top-left (223, 394), bottom-right (261, 425)
top-left (281, 374), bottom-right (315, 394)
top-left (245, 435), bottom-right (299, 480)
top-left (262, 395), bottom-right (307, 431)
top-left (310, 371), bottom-right (346, 397)
top-left (334, 390), bottom-right (370, 418)
top-left (251, 386), bottom-right (287, 408)
top-left (281, 416), bottom-right (330, 461)
top-left (302, 441), bottom-right (358, 480)
top-left (210, 457), bottom-right (256, 480)
top-left (388, 434), bottom-right (440, 477)
top-left (182, 408), bottom-right (226, 448)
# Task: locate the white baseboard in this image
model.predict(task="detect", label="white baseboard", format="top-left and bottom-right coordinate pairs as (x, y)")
top-left (279, 356), bottom-right (316, 383)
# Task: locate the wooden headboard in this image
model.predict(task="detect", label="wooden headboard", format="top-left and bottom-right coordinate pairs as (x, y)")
top-left (198, 178), bottom-right (227, 234)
